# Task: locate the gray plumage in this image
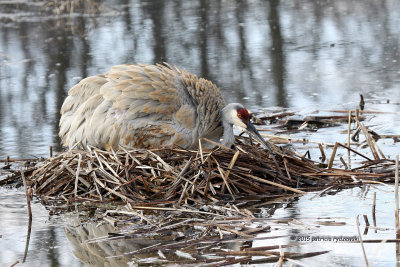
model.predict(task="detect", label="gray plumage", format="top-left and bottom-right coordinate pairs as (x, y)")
top-left (59, 63), bottom-right (260, 151)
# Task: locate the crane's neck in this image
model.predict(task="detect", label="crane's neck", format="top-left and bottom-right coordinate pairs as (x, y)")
top-left (221, 120), bottom-right (235, 146)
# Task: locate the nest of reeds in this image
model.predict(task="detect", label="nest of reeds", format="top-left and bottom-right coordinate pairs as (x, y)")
top-left (5, 135), bottom-right (394, 211)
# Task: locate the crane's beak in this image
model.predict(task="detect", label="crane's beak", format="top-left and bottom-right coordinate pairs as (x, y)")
top-left (245, 122), bottom-right (274, 153)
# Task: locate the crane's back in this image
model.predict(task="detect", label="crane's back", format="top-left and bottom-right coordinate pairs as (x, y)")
top-left (59, 63), bottom-right (226, 150)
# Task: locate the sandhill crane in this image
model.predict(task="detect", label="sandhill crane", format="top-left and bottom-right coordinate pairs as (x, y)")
top-left (59, 63), bottom-right (271, 151)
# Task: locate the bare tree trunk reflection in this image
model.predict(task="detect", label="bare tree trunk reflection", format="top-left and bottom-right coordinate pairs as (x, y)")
top-left (17, 22), bottom-right (35, 155)
top-left (122, 0), bottom-right (136, 63)
top-left (199, 0), bottom-right (209, 78)
top-left (145, 1), bottom-right (166, 63)
top-left (45, 23), bottom-right (74, 152)
top-left (77, 17), bottom-right (91, 79)
top-left (236, 0), bottom-right (251, 73)
top-left (268, 0), bottom-right (287, 108)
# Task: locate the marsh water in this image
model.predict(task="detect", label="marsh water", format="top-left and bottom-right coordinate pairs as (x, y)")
top-left (1, 0), bottom-right (400, 266)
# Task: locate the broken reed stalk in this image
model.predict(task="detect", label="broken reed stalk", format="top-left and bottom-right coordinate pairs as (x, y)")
top-left (336, 142), bottom-right (373, 162)
top-left (243, 174), bottom-right (306, 194)
top-left (360, 123), bottom-right (379, 160)
top-left (372, 192), bottom-right (377, 232)
top-left (395, 154), bottom-right (399, 232)
top-left (356, 214), bottom-right (370, 267)
top-left (339, 157), bottom-right (348, 170)
top-left (327, 142), bottom-right (338, 169)
top-left (347, 110), bottom-right (352, 169)
top-left (278, 245), bottom-right (284, 267)
top-left (74, 153), bottom-right (82, 198)
top-left (225, 150), bottom-right (240, 182)
top-left (20, 168), bottom-right (32, 263)
top-left (318, 143), bottom-right (326, 162)
top-left (354, 111), bottom-right (386, 160)
top-left (356, 109), bottom-right (379, 160)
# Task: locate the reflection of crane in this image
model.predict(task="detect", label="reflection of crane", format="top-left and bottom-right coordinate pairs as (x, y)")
top-left (59, 63), bottom-right (269, 150)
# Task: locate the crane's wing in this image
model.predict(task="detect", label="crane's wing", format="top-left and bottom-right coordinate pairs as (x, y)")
top-left (59, 75), bottom-right (106, 147)
top-left (59, 64), bottom-right (226, 150)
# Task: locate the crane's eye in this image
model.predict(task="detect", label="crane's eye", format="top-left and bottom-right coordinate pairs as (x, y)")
top-left (237, 108), bottom-right (250, 122)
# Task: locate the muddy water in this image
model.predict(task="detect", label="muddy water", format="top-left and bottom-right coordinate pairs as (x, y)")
top-left (0, 0), bottom-right (400, 266)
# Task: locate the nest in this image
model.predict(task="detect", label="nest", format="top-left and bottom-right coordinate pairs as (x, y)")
top-left (3, 136), bottom-right (394, 212)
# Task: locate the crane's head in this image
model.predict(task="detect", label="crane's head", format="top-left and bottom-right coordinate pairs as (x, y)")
top-left (222, 103), bottom-right (273, 152)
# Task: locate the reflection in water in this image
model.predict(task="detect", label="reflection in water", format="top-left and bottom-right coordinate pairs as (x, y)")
top-left (0, 0), bottom-right (400, 157)
top-left (260, 185), bottom-right (400, 266)
top-left (64, 216), bottom-right (155, 267)
top-left (1, 1), bottom-right (400, 265)
top-left (0, 0), bottom-right (399, 158)
top-left (268, 0), bottom-right (287, 108)
top-left (64, 214), bottom-right (247, 266)
top-left (0, 188), bottom-right (83, 267)
top-left (2, 185), bottom-right (396, 266)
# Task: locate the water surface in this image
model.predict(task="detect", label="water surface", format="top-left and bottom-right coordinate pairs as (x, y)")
top-left (1, 0), bottom-right (400, 266)
top-left (0, 0), bottom-right (399, 158)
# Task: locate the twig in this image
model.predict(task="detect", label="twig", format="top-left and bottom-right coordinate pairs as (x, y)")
top-left (359, 122), bottom-right (380, 160)
top-left (395, 154), bottom-right (399, 232)
top-left (278, 245), bottom-right (284, 267)
top-left (74, 153), bottom-right (82, 198)
top-left (318, 143), bottom-right (326, 163)
top-left (260, 133), bottom-right (335, 147)
top-left (372, 192), bottom-right (377, 233)
top-left (177, 180), bottom-right (189, 206)
top-left (339, 157), bottom-right (348, 170)
top-left (130, 206), bottom-right (226, 217)
top-left (199, 139), bottom-right (204, 164)
top-left (347, 110), bottom-right (352, 169)
top-left (356, 214), bottom-right (369, 267)
top-left (215, 159), bottom-right (235, 200)
top-left (243, 173), bottom-right (306, 194)
top-left (104, 209), bottom-right (155, 226)
top-left (224, 150), bottom-right (240, 182)
top-left (21, 168), bottom-right (32, 263)
top-left (336, 142), bottom-right (373, 162)
top-left (165, 159), bottom-right (192, 199)
top-left (327, 142), bottom-right (338, 169)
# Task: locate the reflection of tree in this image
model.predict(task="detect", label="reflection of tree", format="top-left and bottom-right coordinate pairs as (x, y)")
top-left (143, 1), bottom-right (166, 63)
top-left (17, 22), bottom-right (35, 155)
top-left (235, 0), bottom-right (253, 104)
top-left (268, 0), bottom-right (287, 108)
top-left (236, 0), bottom-right (251, 73)
top-left (199, 0), bottom-right (209, 78)
top-left (34, 226), bottom-right (61, 266)
top-left (43, 21), bottom-right (76, 152)
top-left (0, 0), bottom-right (400, 158)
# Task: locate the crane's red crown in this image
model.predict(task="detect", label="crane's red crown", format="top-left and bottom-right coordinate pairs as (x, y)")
top-left (237, 108), bottom-right (250, 123)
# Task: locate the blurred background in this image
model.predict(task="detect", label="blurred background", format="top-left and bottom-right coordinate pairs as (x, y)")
top-left (0, 0), bottom-right (399, 158)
